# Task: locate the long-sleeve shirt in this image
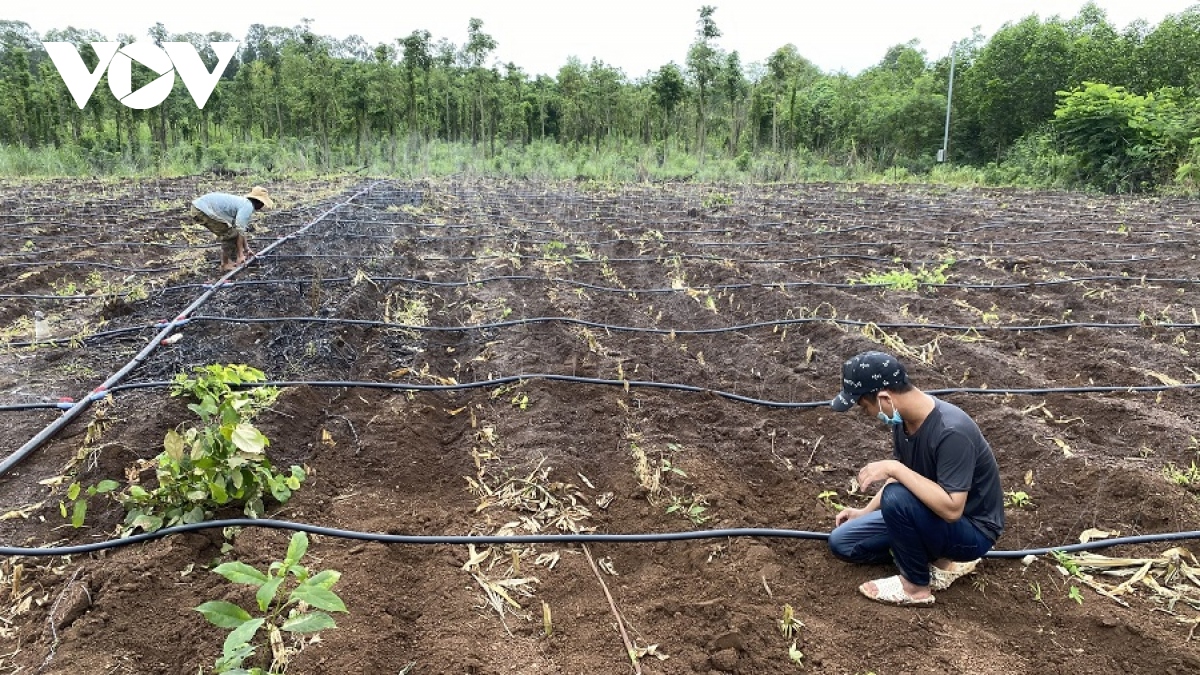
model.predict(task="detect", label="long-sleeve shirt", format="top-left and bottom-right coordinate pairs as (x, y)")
top-left (192, 192), bottom-right (256, 229)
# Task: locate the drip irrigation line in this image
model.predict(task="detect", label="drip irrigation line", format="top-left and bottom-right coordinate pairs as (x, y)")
top-left (97, 375), bottom-right (823, 408)
top-left (0, 403), bottom-right (64, 412)
top-left (5, 325), bottom-right (151, 348)
top-left (224, 227), bottom-right (1170, 267)
top-left (0, 183), bottom-right (382, 479)
top-left (248, 247), bottom-right (1177, 270)
top-left (0, 261), bottom-right (189, 273)
top-left (323, 219), bottom-right (1174, 242)
top-left (136, 273), bottom-right (1200, 300)
top-left (128, 377), bottom-right (1200, 401)
top-left (0, 517), bottom-right (1196, 558)
top-left (0, 294), bottom-right (98, 301)
top-left (1, 241), bottom-right (192, 252)
top-left (7, 376), bottom-right (1197, 414)
top-left (4, 313), bottom-right (1198, 353)
top-left (106, 314), bottom-right (1200, 339)
top-left (817, 238), bottom-right (1168, 250)
top-left (0, 221), bottom-right (119, 229)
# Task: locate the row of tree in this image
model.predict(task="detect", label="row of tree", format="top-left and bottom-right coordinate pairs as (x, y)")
top-left (1, 3), bottom-right (1199, 191)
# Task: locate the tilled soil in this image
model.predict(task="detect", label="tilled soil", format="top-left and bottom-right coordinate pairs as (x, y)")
top-left (1, 177), bottom-right (1199, 675)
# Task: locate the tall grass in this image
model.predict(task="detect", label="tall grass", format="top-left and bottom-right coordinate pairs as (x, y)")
top-left (0, 134), bottom-right (1072, 190)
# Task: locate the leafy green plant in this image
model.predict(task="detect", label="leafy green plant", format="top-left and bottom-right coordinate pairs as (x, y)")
top-left (1004, 490), bottom-right (1034, 508)
top-left (117, 364), bottom-right (304, 534)
top-left (660, 457), bottom-right (687, 479)
top-left (779, 603), bottom-right (803, 639)
top-left (510, 391), bottom-right (530, 410)
top-left (817, 490), bottom-right (845, 512)
top-left (1068, 585), bottom-right (1084, 605)
top-left (1051, 550), bottom-right (1081, 577)
top-left (849, 258), bottom-right (955, 291)
top-left (541, 240), bottom-right (570, 262)
top-left (1054, 82), bottom-right (1186, 193)
top-left (701, 192), bottom-right (732, 208)
top-left (666, 495), bottom-right (709, 525)
top-left (173, 364), bottom-right (281, 419)
top-left (195, 531), bottom-right (347, 674)
top-left (1163, 461), bottom-right (1200, 488)
top-left (60, 479), bottom-right (120, 527)
top-left (51, 279), bottom-right (80, 296)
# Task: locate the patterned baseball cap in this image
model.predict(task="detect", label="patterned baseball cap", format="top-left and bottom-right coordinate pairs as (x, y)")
top-left (830, 351), bottom-right (908, 412)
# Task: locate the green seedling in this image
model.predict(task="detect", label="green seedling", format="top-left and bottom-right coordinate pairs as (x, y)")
top-left (195, 531), bottom-right (346, 674)
top-left (1163, 461), bottom-right (1200, 488)
top-left (666, 495), bottom-right (709, 525)
top-left (702, 192), bottom-right (733, 208)
top-left (1051, 550), bottom-right (1082, 577)
top-left (661, 458), bottom-right (687, 479)
top-left (1068, 585), bottom-right (1084, 605)
top-left (1004, 490), bottom-right (1033, 508)
top-left (779, 603), bottom-right (803, 639)
top-left (788, 641), bottom-right (804, 666)
top-left (60, 479), bottom-right (120, 527)
top-left (849, 258), bottom-right (955, 291)
top-left (817, 490), bottom-right (845, 512)
top-left (541, 240), bottom-right (570, 263)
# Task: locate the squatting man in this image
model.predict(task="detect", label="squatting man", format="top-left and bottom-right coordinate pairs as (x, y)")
top-left (826, 351), bottom-right (1005, 605)
top-left (189, 186), bottom-right (275, 272)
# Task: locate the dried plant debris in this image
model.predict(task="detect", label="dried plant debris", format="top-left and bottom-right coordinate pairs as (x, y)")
top-left (1054, 545), bottom-right (1200, 635)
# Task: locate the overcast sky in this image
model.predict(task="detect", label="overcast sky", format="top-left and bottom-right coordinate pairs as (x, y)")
top-left (10, 1), bottom-right (1195, 77)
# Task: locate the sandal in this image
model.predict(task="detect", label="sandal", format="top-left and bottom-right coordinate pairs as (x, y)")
top-left (858, 575), bottom-right (935, 606)
top-left (929, 559), bottom-right (980, 591)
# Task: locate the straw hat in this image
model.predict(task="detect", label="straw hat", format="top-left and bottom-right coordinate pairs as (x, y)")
top-left (244, 186), bottom-right (275, 209)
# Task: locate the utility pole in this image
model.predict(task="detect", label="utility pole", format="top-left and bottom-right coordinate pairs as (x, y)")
top-left (938, 41), bottom-right (957, 163)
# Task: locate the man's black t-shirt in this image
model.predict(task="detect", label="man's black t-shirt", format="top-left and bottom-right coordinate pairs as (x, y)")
top-left (891, 397), bottom-right (1005, 542)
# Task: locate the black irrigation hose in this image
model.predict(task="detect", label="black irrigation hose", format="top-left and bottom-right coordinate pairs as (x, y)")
top-left (130, 273), bottom-right (1200, 298)
top-left (7, 314), bottom-right (1176, 352)
top-left (3, 271), bottom-right (1196, 309)
top-left (7, 309), bottom-right (1195, 353)
top-left (6, 377), bottom-right (1198, 413)
top-left (817, 238), bottom-right (1172, 250)
top-left (0, 403), bottom-right (66, 412)
top-left (0, 261), bottom-right (189, 273)
top-left (6, 325), bottom-right (155, 348)
top-left (1, 517), bottom-right (1197, 559)
top-left (178, 314), bottom-right (1200, 334)
top-left (247, 250), bottom-right (1176, 271)
top-left (1, 241), bottom-right (193, 252)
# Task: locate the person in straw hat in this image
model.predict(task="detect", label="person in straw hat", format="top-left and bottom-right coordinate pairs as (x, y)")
top-left (189, 186), bottom-right (275, 272)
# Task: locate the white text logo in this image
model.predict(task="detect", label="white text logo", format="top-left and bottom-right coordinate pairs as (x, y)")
top-left (42, 42), bottom-right (239, 110)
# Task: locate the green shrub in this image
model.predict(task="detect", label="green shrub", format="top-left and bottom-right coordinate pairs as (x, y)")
top-left (196, 531), bottom-right (346, 674)
top-left (118, 364), bottom-right (304, 534)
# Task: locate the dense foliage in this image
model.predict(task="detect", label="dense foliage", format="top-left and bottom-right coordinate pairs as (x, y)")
top-left (1, 3), bottom-right (1199, 190)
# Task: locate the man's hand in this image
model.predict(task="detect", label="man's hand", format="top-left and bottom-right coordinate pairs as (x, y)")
top-left (237, 233), bottom-right (255, 259)
top-left (857, 459), bottom-right (902, 493)
top-left (834, 506), bottom-right (868, 527)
